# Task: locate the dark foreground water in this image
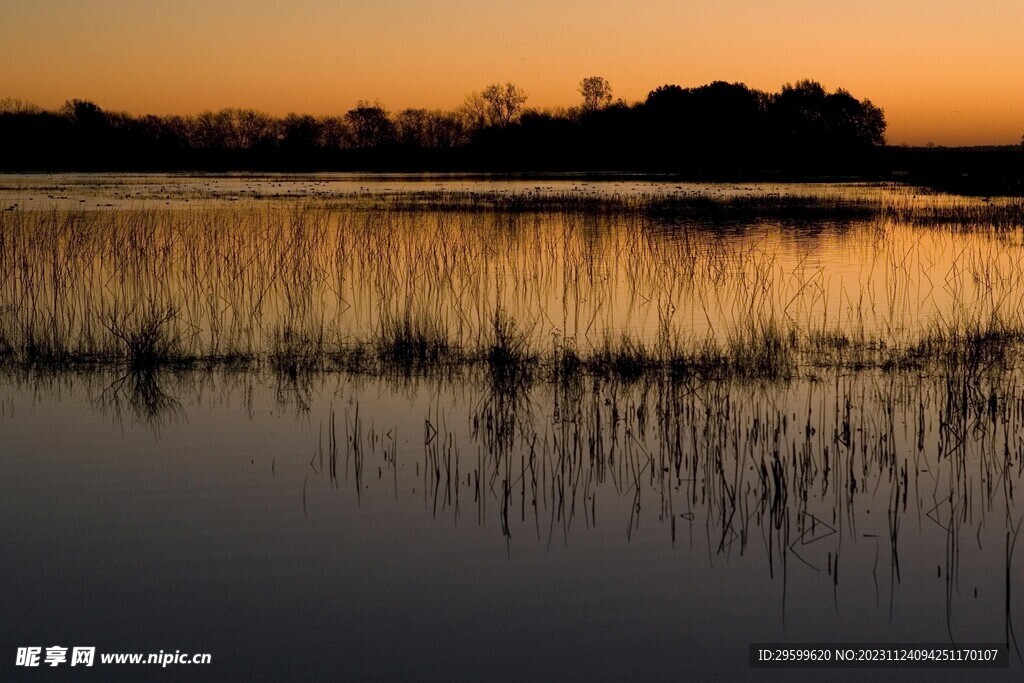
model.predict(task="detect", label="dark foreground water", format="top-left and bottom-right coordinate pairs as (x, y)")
top-left (3, 369), bottom-right (1022, 680)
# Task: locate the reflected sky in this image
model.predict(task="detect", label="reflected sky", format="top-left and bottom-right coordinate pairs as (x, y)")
top-left (2, 369), bottom-right (1021, 678)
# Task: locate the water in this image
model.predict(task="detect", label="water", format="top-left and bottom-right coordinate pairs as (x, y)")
top-left (2, 369), bottom-right (1020, 679)
top-left (0, 172), bottom-right (894, 208)
top-left (1, 175), bottom-right (1021, 679)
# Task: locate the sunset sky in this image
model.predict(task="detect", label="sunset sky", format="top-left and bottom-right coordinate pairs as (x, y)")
top-left (1, 0), bottom-right (1021, 146)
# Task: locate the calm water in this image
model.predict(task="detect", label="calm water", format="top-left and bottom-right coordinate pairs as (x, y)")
top-left (1, 175), bottom-right (1022, 679)
top-left (2, 370), bottom-right (1021, 680)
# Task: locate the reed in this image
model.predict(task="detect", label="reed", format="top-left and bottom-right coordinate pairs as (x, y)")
top-left (1, 187), bottom-right (1022, 381)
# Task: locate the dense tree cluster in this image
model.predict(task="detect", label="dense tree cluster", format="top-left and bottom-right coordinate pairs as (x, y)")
top-left (0, 79), bottom-right (887, 173)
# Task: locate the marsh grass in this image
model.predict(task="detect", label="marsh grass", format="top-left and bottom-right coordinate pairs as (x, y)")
top-left (1, 188), bottom-right (1023, 381)
top-left (372, 306), bottom-right (454, 370)
top-left (104, 302), bottom-right (186, 368)
top-left (481, 307), bottom-right (535, 383)
top-left (344, 189), bottom-right (879, 223)
top-left (269, 323), bottom-right (324, 376)
top-left (327, 188), bottom-right (1024, 230)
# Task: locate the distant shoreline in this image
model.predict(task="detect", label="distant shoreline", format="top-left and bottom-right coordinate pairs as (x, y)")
top-left (1, 141), bottom-right (1021, 196)
top-left (1, 150), bottom-right (1019, 196)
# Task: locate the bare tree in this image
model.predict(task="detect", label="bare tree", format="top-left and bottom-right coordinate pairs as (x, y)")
top-left (579, 76), bottom-right (613, 112)
top-left (396, 109), bottom-right (469, 148)
top-left (345, 100), bottom-right (397, 147)
top-left (395, 108), bottom-right (431, 146)
top-left (189, 110), bottom-right (233, 148)
top-left (460, 91), bottom-right (490, 134)
top-left (317, 116), bottom-right (350, 148)
top-left (480, 82), bottom-right (528, 127)
top-left (186, 109), bottom-right (276, 149)
top-left (230, 109), bottom-right (277, 149)
top-left (0, 97), bottom-right (42, 115)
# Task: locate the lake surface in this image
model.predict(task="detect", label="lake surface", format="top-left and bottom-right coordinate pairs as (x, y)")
top-left (1, 174), bottom-right (1022, 679)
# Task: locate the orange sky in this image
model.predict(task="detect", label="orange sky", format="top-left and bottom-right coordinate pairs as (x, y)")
top-left (1, 0), bottom-right (1021, 146)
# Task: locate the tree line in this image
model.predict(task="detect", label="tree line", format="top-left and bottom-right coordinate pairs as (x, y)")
top-left (0, 78), bottom-right (888, 173)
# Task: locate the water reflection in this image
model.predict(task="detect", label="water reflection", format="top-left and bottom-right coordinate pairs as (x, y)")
top-left (5, 365), bottom-right (1021, 666)
top-left (95, 369), bottom-right (186, 432)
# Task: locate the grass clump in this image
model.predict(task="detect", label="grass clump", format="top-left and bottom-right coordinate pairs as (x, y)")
top-left (550, 341), bottom-right (583, 383)
top-left (884, 317), bottom-right (1023, 372)
top-left (104, 303), bottom-right (185, 369)
top-left (269, 323), bottom-right (324, 377)
top-left (589, 334), bottom-right (655, 382)
top-left (725, 319), bottom-right (796, 379)
top-left (483, 308), bottom-right (535, 387)
top-left (373, 308), bottom-right (454, 371)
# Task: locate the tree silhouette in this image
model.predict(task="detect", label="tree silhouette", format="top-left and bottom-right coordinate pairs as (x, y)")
top-left (345, 101), bottom-right (396, 147)
top-left (317, 116), bottom-right (349, 149)
top-left (60, 99), bottom-right (107, 132)
top-left (228, 109), bottom-right (277, 149)
top-left (280, 114), bottom-right (321, 152)
top-left (771, 80), bottom-right (884, 150)
top-left (426, 111), bottom-right (469, 148)
top-left (186, 109), bottom-right (276, 149)
top-left (0, 78), bottom-right (912, 176)
top-left (480, 83), bottom-right (528, 127)
top-left (459, 91), bottom-right (490, 134)
top-left (0, 97), bottom-right (41, 115)
top-left (645, 84), bottom-right (687, 109)
top-left (579, 76), bottom-right (613, 112)
top-left (396, 108), bottom-right (469, 148)
top-left (395, 108), bottom-right (432, 147)
top-left (639, 82), bottom-right (766, 169)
